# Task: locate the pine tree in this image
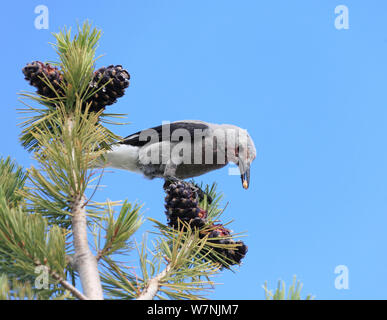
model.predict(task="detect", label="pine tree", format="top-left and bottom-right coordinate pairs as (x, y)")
top-left (263, 276), bottom-right (314, 300)
top-left (0, 22), bottom-right (248, 300)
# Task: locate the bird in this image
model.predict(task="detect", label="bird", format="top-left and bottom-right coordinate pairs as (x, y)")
top-left (98, 120), bottom-right (256, 189)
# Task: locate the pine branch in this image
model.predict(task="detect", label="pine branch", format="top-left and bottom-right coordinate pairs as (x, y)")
top-left (136, 264), bottom-right (172, 300)
top-left (96, 200), bottom-right (143, 261)
top-left (100, 227), bottom-right (220, 300)
top-left (18, 22), bottom-right (118, 299)
top-left (48, 265), bottom-right (87, 300)
top-left (64, 112), bottom-right (103, 299)
top-left (71, 194), bottom-right (103, 299)
top-left (0, 157), bottom-right (28, 207)
top-left (0, 169), bottom-right (68, 299)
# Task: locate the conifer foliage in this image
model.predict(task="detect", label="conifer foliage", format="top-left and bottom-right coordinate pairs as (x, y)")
top-left (0, 22), bottom-right (248, 300)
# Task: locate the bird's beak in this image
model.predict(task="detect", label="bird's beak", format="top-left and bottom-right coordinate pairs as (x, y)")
top-left (240, 167), bottom-right (250, 189)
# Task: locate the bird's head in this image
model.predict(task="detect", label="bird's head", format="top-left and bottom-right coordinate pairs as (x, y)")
top-left (226, 128), bottom-right (256, 189)
top-left (237, 129), bottom-right (256, 189)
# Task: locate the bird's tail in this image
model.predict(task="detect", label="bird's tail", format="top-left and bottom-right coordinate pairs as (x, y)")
top-left (89, 144), bottom-right (140, 173)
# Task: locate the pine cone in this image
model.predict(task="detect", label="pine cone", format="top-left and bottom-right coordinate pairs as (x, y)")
top-left (86, 65), bottom-right (130, 112)
top-left (163, 180), bottom-right (247, 266)
top-left (231, 240), bottom-right (248, 264)
top-left (205, 224), bottom-right (248, 266)
top-left (164, 180), bottom-right (207, 229)
top-left (22, 61), bottom-right (64, 98)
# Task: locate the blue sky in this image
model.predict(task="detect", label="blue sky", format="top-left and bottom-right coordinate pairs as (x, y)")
top-left (1, 0), bottom-right (387, 299)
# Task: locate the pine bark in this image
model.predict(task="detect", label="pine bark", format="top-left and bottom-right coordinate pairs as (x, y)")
top-left (71, 195), bottom-right (103, 299)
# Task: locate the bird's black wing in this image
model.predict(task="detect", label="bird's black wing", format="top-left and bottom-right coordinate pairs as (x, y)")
top-left (120, 121), bottom-right (210, 147)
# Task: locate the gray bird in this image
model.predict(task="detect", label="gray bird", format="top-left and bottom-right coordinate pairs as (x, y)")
top-left (99, 120), bottom-right (256, 189)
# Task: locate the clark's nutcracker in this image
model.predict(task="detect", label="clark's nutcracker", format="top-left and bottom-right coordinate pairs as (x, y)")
top-left (99, 120), bottom-right (256, 189)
